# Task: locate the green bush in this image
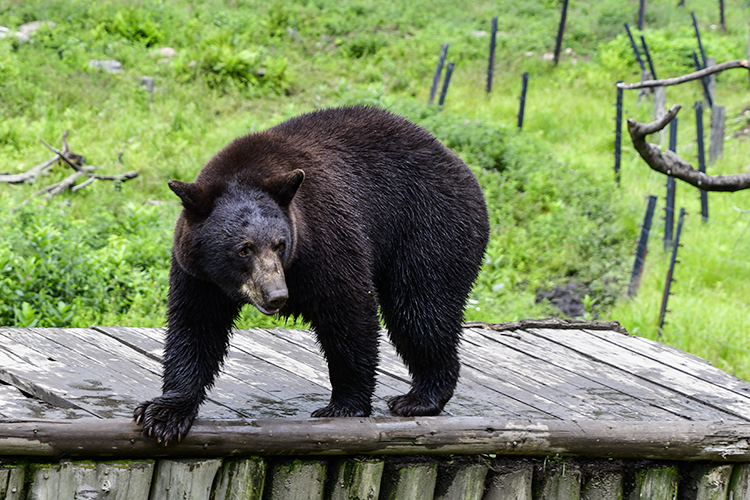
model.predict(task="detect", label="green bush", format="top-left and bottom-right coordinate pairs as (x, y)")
top-left (0, 202), bottom-right (174, 327)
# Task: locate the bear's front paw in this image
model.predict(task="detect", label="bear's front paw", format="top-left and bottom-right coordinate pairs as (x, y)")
top-left (388, 393), bottom-right (443, 416)
top-left (311, 402), bottom-right (370, 418)
top-left (133, 394), bottom-right (198, 445)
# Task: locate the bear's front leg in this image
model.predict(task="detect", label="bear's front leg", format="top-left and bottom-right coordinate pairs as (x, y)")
top-left (134, 259), bottom-right (239, 444)
top-left (306, 291), bottom-right (381, 418)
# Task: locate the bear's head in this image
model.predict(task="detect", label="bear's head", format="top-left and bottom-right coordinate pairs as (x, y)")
top-left (168, 169), bottom-right (304, 315)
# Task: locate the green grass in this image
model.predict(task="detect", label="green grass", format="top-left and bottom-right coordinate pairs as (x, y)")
top-left (1, 0), bottom-right (750, 378)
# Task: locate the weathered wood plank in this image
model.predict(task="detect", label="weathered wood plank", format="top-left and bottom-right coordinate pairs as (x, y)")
top-left (211, 457), bottom-right (266, 500)
top-left (482, 464), bottom-right (533, 500)
top-left (627, 466), bottom-right (678, 500)
top-left (150, 459), bottom-right (222, 500)
top-left (529, 328), bottom-right (750, 421)
top-left (460, 330), bottom-right (640, 420)
top-left (728, 463), bottom-right (750, 500)
top-left (580, 470), bottom-right (623, 500)
top-left (96, 461), bottom-right (155, 500)
top-left (379, 461), bottom-right (437, 500)
top-left (0, 464), bottom-right (25, 500)
top-left (0, 329), bottom-right (96, 414)
top-left (328, 458), bottom-right (384, 500)
top-left (582, 328), bottom-right (750, 400)
top-left (433, 461), bottom-right (488, 500)
top-left (242, 328), bottom-right (420, 413)
top-left (0, 384), bottom-right (86, 420)
top-left (100, 327), bottom-right (333, 419)
top-left (469, 327), bottom-right (733, 421)
top-left (26, 461), bottom-right (150, 500)
top-left (264, 459), bottom-right (327, 500)
top-left (536, 462), bottom-right (581, 500)
top-left (689, 464), bottom-right (733, 500)
top-left (68, 326), bottom-right (318, 419)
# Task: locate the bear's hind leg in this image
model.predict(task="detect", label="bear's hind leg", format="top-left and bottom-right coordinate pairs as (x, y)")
top-left (381, 291), bottom-right (463, 417)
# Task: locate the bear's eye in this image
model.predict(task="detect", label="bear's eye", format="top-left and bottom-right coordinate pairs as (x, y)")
top-left (275, 240), bottom-right (286, 252)
top-left (237, 244), bottom-right (254, 258)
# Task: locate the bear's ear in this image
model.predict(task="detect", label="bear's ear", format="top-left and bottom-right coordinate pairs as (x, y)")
top-left (168, 180), bottom-right (212, 216)
top-left (261, 169), bottom-right (305, 207)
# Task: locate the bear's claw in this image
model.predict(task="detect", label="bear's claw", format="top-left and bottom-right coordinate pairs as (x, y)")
top-left (388, 393), bottom-right (444, 417)
top-left (133, 395), bottom-right (197, 446)
top-left (311, 402), bottom-right (370, 418)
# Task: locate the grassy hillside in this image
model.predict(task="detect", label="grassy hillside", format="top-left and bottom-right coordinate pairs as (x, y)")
top-left (1, 1), bottom-right (749, 377)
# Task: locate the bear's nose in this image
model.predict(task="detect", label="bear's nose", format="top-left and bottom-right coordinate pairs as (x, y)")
top-left (266, 288), bottom-right (288, 310)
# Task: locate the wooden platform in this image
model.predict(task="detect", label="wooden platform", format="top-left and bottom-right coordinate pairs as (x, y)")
top-left (2, 320), bottom-right (750, 500)
top-left (1, 320), bottom-right (749, 425)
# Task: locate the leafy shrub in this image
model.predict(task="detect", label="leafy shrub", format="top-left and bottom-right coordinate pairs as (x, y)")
top-left (173, 31), bottom-right (294, 96)
top-left (0, 202), bottom-right (175, 327)
top-left (106, 8), bottom-right (163, 47)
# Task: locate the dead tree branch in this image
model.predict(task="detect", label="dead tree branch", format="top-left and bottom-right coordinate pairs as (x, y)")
top-left (617, 59), bottom-right (749, 90)
top-left (0, 155), bottom-right (60, 183)
top-left (3, 132), bottom-right (139, 201)
top-left (628, 104), bottom-right (750, 191)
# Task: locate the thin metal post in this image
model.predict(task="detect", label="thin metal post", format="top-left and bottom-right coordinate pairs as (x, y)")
top-left (692, 52), bottom-right (713, 108)
top-left (640, 35), bottom-right (657, 80)
top-left (518, 72), bottom-right (529, 130)
top-left (695, 101), bottom-right (708, 222)
top-left (664, 118), bottom-right (677, 251)
top-left (692, 12), bottom-right (708, 69)
top-left (719, 0), bottom-right (725, 32)
top-left (429, 44), bottom-right (448, 105)
top-left (658, 208), bottom-right (686, 335)
top-left (438, 62), bottom-right (454, 107)
top-left (553, 0), bottom-right (569, 66)
top-left (614, 84), bottom-right (623, 185)
top-left (624, 23), bottom-right (645, 71)
top-left (487, 17), bottom-right (497, 94)
top-left (628, 195), bottom-right (658, 297)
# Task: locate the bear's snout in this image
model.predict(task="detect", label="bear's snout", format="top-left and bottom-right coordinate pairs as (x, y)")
top-left (265, 288), bottom-right (288, 311)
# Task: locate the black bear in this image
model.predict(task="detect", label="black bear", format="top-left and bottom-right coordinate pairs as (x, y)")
top-left (134, 106), bottom-right (490, 444)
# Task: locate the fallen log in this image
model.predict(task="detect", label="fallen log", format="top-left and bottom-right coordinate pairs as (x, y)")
top-left (1, 417), bottom-right (749, 461)
top-left (0, 155), bottom-right (59, 183)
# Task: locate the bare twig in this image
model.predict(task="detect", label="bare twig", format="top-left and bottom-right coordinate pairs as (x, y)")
top-left (628, 105), bottom-right (750, 191)
top-left (617, 59), bottom-right (749, 90)
top-left (70, 177), bottom-right (95, 193)
top-left (88, 171), bottom-right (139, 182)
top-left (0, 155), bottom-right (60, 183)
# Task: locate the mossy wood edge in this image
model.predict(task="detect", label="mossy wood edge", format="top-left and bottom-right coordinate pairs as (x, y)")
top-left (1, 417), bottom-right (749, 461)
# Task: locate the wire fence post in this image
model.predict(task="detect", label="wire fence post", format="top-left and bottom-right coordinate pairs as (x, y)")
top-left (695, 101), bottom-right (709, 222)
top-left (487, 17), bottom-right (497, 94)
top-left (624, 23), bottom-right (646, 72)
top-left (664, 118), bottom-right (677, 251)
top-left (628, 195), bottom-right (658, 297)
top-left (692, 52), bottom-right (714, 109)
top-left (518, 72), bottom-right (529, 130)
top-left (692, 12), bottom-right (708, 69)
top-left (658, 208), bottom-right (686, 335)
top-left (614, 84), bottom-right (623, 185)
top-left (428, 43), bottom-right (449, 105)
top-left (640, 35), bottom-right (657, 80)
top-left (553, 0), bottom-right (569, 66)
top-left (438, 61), bottom-right (454, 107)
